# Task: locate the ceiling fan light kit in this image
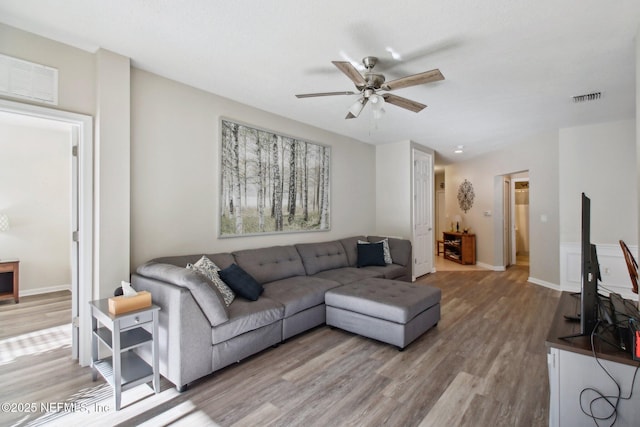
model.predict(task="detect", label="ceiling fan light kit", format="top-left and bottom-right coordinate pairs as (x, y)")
top-left (296, 56), bottom-right (444, 119)
top-left (347, 97), bottom-right (368, 119)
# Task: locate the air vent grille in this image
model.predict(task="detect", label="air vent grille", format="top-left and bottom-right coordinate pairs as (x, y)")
top-left (572, 92), bottom-right (601, 103)
top-left (0, 54), bottom-right (58, 105)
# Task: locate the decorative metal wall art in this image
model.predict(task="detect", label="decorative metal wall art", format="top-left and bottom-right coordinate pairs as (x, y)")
top-left (457, 179), bottom-right (475, 213)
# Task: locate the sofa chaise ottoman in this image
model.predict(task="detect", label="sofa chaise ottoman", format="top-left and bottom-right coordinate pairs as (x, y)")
top-left (325, 277), bottom-right (441, 349)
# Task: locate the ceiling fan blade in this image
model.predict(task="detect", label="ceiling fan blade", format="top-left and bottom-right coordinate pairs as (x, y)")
top-left (296, 91), bottom-right (356, 98)
top-left (346, 97), bottom-right (368, 119)
top-left (382, 69), bottom-right (444, 91)
top-left (332, 61), bottom-right (366, 89)
top-left (382, 94), bottom-right (426, 113)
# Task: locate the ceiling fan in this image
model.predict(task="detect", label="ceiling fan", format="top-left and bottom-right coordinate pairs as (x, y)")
top-left (296, 56), bottom-right (444, 119)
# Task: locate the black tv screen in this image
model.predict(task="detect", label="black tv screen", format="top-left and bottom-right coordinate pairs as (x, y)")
top-left (561, 193), bottom-right (601, 341)
top-left (580, 193), bottom-right (599, 336)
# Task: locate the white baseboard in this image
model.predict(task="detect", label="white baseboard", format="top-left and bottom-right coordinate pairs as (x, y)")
top-left (528, 276), bottom-right (560, 291)
top-left (477, 262), bottom-right (505, 271)
top-left (20, 284), bottom-right (71, 297)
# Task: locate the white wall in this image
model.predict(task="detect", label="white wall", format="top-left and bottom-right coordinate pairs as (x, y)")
top-left (559, 119), bottom-right (636, 244)
top-left (375, 140), bottom-right (412, 238)
top-left (448, 119), bottom-right (636, 292)
top-left (558, 119), bottom-right (637, 298)
top-left (95, 49), bottom-right (131, 299)
top-left (0, 23), bottom-right (377, 295)
top-left (444, 130), bottom-right (560, 285)
top-left (0, 116), bottom-right (71, 294)
top-left (130, 69), bottom-right (376, 267)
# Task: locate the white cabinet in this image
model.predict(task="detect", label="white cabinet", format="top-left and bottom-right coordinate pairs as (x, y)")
top-left (546, 292), bottom-right (640, 427)
top-left (547, 347), bottom-right (640, 426)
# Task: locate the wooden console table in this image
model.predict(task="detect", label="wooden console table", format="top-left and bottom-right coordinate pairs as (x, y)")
top-left (545, 292), bottom-right (640, 426)
top-left (442, 232), bottom-right (476, 265)
top-left (0, 260), bottom-right (19, 303)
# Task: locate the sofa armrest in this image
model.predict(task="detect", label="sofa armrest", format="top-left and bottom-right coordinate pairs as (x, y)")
top-left (367, 236), bottom-right (412, 267)
top-left (136, 261), bottom-right (228, 326)
top-left (388, 237), bottom-right (412, 267)
top-left (131, 273), bottom-right (213, 390)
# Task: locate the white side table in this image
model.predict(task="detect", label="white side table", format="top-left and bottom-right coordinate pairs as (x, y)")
top-left (90, 299), bottom-right (160, 410)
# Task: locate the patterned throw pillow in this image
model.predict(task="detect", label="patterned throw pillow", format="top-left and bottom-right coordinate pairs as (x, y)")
top-left (187, 256), bottom-right (235, 306)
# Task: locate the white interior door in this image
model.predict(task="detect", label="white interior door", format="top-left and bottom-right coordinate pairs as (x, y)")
top-left (413, 149), bottom-right (434, 278)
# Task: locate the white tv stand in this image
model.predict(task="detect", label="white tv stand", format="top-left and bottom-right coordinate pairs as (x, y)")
top-left (546, 292), bottom-right (640, 426)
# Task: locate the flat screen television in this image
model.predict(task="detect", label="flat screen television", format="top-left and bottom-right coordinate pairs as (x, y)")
top-left (561, 193), bottom-right (601, 339)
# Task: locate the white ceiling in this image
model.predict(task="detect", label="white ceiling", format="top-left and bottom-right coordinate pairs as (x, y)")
top-left (1, 0), bottom-right (639, 164)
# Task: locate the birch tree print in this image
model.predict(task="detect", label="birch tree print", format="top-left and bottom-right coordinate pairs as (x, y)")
top-left (220, 119), bottom-right (330, 236)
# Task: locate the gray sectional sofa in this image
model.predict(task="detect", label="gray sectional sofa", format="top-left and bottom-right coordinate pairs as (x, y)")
top-left (131, 235), bottom-right (439, 391)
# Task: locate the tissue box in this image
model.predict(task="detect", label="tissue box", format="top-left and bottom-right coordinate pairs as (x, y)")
top-left (108, 291), bottom-right (152, 315)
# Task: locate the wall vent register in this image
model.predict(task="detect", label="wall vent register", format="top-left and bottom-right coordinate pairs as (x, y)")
top-left (0, 53), bottom-right (58, 105)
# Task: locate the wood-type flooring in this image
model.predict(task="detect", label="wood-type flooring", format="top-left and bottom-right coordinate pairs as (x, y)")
top-left (0, 265), bottom-right (559, 426)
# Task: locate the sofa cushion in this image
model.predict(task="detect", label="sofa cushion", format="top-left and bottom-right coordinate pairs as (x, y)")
top-left (219, 263), bottom-right (264, 301)
top-left (136, 261), bottom-right (229, 326)
top-left (339, 236), bottom-right (367, 266)
top-left (325, 278), bottom-right (441, 324)
top-left (361, 263), bottom-right (408, 280)
top-left (187, 256), bottom-right (235, 306)
top-left (367, 236), bottom-right (412, 267)
top-left (233, 245), bottom-right (306, 284)
top-left (357, 242), bottom-right (386, 267)
top-left (262, 276), bottom-right (341, 317)
top-left (211, 297), bottom-right (284, 345)
top-left (312, 267), bottom-right (382, 285)
top-left (296, 241), bottom-right (350, 275)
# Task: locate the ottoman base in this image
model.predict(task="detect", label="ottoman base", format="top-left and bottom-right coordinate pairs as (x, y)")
top-left (326, 303), bottom-right (440, 349)
top-left (325, 278), bottom-right (442, 349)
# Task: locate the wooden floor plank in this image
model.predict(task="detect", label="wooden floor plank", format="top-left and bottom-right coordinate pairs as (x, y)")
top-left (0, 265), bottom-right (559, 426)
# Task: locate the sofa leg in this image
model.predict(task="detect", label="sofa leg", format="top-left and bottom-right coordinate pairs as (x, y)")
top-left (397, 346), bottom-right (405, 352)
top-left (272, 343), bottom-right (280, 349)
top-left (176, 384), bottom-right (188, 393)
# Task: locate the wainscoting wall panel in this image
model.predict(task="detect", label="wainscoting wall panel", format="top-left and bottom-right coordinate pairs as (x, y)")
top-left (560, 242), bottom-right (638, 300)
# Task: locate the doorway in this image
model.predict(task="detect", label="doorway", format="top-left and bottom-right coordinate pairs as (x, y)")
top-left (512, 179), bottom-right (530, 266)
top-left (0, 99), bottom-right (93, 364)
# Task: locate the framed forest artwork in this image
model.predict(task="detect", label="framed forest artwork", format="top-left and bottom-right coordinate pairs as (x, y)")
top-left (220, 119), bottom-right (331, 237)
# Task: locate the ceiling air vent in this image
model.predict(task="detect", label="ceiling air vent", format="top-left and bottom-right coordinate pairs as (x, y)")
top-left (0, 54), bottom-right (58, 105)
top-left (572, 92), bottom-right (601, 103)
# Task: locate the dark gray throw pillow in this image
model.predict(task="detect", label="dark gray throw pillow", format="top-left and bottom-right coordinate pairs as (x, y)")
top-left (219, 263), bottom-right (264, 301)
top-left (357, 242), bottom-right (386, 267)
